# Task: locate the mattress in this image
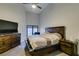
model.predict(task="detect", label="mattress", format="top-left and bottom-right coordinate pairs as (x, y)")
top-left (27, 33), bottom-right (62, 51)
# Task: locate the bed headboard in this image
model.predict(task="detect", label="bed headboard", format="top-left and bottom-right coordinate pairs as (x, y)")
top-left (45, 26), bottom-right (65, 40)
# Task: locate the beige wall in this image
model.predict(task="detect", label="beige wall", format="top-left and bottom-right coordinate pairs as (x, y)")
top-left (0, 3), bottom-right (39, 42)
top-left (26, 12), bottom-right (39, 25)
top-left (39, 3), bottom-right (79, 40)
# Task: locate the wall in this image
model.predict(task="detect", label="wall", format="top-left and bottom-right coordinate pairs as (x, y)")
top-left (0, 3), bottom-right (39, 42)
top-left (39, 3), bottom-right (79, 41)
top-left (26, 12), bottom-right (39, 25)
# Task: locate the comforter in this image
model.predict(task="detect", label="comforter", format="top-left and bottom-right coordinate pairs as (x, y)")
top-left (27, 33), bottom-right (62, 51)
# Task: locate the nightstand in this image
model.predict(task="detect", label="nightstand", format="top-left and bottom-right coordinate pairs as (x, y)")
top-left (59, 40), bottom-right (77, 56)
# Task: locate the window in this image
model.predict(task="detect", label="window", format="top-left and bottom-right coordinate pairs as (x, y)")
top-left (26, 25), bottom-right (38, 36)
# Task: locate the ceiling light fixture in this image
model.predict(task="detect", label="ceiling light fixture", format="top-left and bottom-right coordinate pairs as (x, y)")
top-left (32, 4), bottom-right (36, 9)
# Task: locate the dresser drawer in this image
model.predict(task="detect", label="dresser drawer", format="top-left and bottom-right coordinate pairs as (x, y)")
top-left (60, 45), bottom-right (72, 55)
top-left (59, 40), bottom-right (75, 55)
top-left (60, 42), bottom-right (72, 47)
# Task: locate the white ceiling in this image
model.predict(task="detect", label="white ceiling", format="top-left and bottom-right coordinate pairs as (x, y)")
top-left (23, 3), bottom-right (48, 14)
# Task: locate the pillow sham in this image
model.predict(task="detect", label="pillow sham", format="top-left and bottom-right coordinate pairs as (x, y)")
top-left (41, 33), bottom-right (62, 40)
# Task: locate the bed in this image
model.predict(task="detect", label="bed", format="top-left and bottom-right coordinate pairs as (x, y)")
top-left (25, 26), bottom-right (65, 56)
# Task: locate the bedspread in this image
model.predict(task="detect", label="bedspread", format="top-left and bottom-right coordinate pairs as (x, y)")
top-left (27, 33), bottom-right (62, 50)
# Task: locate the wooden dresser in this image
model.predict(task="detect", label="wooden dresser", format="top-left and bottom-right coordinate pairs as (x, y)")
top-left (0, 33), bottom-right (21, 54)
top-left (59, 40), bottom-right (77, 56)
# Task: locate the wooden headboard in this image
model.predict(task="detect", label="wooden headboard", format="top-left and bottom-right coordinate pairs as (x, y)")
top-left (45, 26), bottom-right (65, 40)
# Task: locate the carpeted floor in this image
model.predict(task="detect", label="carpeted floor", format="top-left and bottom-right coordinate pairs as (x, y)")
top-left (0, 42), bottom-right (68, 56)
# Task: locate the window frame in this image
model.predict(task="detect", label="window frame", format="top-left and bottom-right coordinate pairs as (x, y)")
top-left (26, 25), bottom-right (38, 36)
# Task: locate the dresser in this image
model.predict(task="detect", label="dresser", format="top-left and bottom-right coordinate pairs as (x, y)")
top-left (59, 40), bottom-right (77, 56)
top-left (0, 33), bottom-right (21, 54)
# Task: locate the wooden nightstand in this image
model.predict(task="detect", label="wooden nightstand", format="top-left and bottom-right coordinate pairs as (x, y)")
top-left (59, 40), bottom-right (77, 56)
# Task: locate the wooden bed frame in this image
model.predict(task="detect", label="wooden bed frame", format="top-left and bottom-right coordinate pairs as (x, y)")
top-left (25, 26), bottom-right (65, 56)
top-left (45, 26), bottom-right (65, 39)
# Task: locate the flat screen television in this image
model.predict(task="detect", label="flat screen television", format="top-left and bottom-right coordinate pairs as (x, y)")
top-left (0, 19), bottom-right (18, 34)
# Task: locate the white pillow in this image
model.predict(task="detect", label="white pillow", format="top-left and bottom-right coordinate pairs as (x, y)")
top-left (41, 33), bottom-right (62, 40)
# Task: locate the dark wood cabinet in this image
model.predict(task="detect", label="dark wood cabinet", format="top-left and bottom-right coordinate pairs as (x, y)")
top-left (59, 40), bottom-right (77, 56)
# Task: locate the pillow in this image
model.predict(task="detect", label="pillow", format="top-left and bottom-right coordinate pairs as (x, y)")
top-left (53, 33), bottom-right (62, 39)
top-left (41, 33), bottom-right (62, 40)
